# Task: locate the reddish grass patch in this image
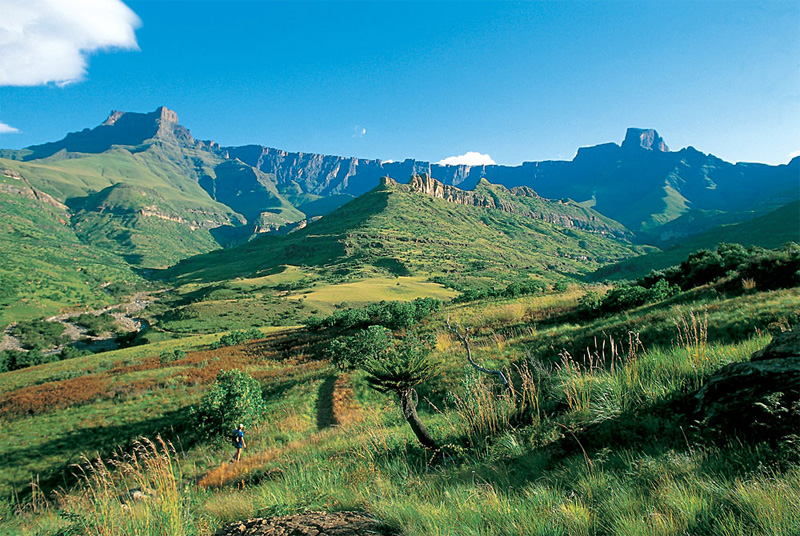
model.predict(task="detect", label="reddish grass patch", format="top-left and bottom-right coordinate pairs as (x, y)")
top-left (0, 375), bottom-right (110, 417)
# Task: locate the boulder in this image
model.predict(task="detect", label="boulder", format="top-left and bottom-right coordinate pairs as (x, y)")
top-left (213, 511), bottom-right (398, 536)
top-left (695, 330), bottom-right (800, 439)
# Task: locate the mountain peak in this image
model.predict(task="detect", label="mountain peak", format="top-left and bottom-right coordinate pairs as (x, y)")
top-left (622, 128), bottom-right (669, 152)
top-left (101, 106), bottom-right (179, 129)
top-left (25, 107), bottom-right (191, 160)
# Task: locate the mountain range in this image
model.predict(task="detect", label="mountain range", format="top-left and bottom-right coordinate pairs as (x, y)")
top-left (0, 107), bottom-right (797, 324)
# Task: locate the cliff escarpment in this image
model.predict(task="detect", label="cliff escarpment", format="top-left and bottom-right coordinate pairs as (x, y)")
top-left (385, 175), bottom-right (630, 237)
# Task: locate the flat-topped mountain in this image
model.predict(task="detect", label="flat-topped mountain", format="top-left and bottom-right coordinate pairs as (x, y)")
top-left (19, 107), bottom-right (212, 160)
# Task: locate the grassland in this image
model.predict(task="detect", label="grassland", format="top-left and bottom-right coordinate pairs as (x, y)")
top-left (1, 283), bottom-right (797, 535)
top-left (285, 276), bottom-right (458, 313)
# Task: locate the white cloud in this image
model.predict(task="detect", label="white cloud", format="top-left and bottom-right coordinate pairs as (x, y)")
top-left (788, 149), bottom-right (800, 160)
top-left (0, 121), bottom-right (19, 133)
top-left (0, 0), bottom-right (140, 87)
top-left (352, 125), bottom-right (366, 138)
top-left (436, 151), bottom-right (497, 166)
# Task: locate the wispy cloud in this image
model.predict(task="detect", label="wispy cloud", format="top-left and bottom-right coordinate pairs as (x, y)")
top-left (436, 151), bottom-right (496, 166)
top-left (352, 125), bottom-right (366, 138)
top-left (0, 0), bottom-right (141, 87)
top-left (0, 121), bottom-right (19, 134)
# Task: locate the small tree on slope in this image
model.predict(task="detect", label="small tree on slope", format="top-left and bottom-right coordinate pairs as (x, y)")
top-left (193, 369), bottom-right (265, 437)
top-left (359, 326), bottom-right (439, 449)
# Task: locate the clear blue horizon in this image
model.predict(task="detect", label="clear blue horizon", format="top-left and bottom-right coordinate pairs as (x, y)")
top-left (0, 1), bottom-right (798, 166)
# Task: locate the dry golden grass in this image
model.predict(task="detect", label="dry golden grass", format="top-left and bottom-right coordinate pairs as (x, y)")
top-left (332, 374), bottom-right (364, 427)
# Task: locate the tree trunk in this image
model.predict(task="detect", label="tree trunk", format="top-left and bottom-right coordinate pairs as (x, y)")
top-left (398, 388), bottom-right (437, 449)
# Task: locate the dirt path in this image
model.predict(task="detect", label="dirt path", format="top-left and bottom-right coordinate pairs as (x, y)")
top-left (198, 374), bottom-right (363, 490)
top-left (214, 511), bottom-right (399, 536)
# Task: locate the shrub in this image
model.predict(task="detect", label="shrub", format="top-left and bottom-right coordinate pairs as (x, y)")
top-left (12, 318), bottom-right (68, 350)
top-left (639, 242), bottom-right (800, 292)
top-left (58, 345), bottom-right (92, 361)
top-left (578, 289), bottom-right (603, 313)
top-left (0, 349), bottom-right (56, 371)
top-left (328, 325), bottom-right (393, 371)
top-left (160, 348), bottom-right (186, 363)
top-left (210, 328), bottom-right (263, 349)
top-left (193, 369), bottom-right (265, 438)
top-left (453, 281), bottom-right (545, 303)
top-left (70, 312), bottom-right (118, 337)
top-left (308, 298), bottom-right (442, 331)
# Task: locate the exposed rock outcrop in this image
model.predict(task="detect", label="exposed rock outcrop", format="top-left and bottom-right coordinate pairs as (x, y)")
top-left (0, 167), bottom-right (68, 210)
top-left (386, 175), bottom-right (629, 236)
top-left (213, 511), bottom-right (398, 536)
top-left (695, 329), bottom-right (800, 439)
top-left (25, 107), bottom-right (197, 159)
top-left (622, 128), bottom-right (669, 152)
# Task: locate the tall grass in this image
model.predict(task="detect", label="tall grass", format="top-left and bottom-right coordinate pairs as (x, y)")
top-left (57, 437), bottom-right (199, 536)
top-left (449, 362), bottom-right (540, 446)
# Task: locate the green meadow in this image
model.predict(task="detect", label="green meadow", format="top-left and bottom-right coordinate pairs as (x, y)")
top-left (1, 281), bottom-right (797, 535)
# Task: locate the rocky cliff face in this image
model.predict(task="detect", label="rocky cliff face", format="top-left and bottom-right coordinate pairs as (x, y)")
top-left (25, 107), bottom-right (199, 159)
top-left (386, 175), bottom-right (629, 236)
top-left (228, 128), bottom-right (798, 234)
top-left (622, 128), bottom-right (669, 152)
top-left (18, 108), bottom-right (800, 238)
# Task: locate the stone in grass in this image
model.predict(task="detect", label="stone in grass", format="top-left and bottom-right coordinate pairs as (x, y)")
top-left (213, 510), bottom-right (399, 536)
top-left (695, 329), bottom-right (800, 440)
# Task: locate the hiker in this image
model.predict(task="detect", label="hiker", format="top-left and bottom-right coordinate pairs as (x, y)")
top-left (233, 423), bottom-right (246, 462)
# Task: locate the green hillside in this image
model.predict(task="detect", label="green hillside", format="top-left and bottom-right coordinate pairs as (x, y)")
top-left (0, 183), bottom-right (142, 326)
top-left (166, 176), bottom-right (646, 289)
top-left (1, 281), bottom-right (797, 535)
top-left (596, 200), bottom-right (800, 280)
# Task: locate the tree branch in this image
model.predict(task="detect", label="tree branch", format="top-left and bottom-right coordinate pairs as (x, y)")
top-left (447, 317), bottom-right (510, 390)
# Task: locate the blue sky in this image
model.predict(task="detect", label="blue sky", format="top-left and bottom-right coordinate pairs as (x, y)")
top-left (0, 0), bottom-right (798, 165)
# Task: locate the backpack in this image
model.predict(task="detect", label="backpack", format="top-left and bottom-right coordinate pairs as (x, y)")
top-left (231, 430), bottom-right (239, 447)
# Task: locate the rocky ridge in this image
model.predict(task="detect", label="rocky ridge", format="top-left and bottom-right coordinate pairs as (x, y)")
top-left (387, 174), bottom-right (630, 236)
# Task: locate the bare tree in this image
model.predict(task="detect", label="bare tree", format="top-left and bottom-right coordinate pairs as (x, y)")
top-left (447, 317), bottom-right (509, 391)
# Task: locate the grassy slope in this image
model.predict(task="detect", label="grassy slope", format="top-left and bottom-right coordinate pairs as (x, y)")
top-left (0, 143), bottom-right (242, 323)
top-left (596, 200), bottom-right (800, 280)
top-left (0, 187), bottom-right (142, 326)
top-left (153, 179), bottom-right (644, 334)
top-left (166, 179), bottom-right (645, 287)
top-left (2, 286), bottom-right (798, 535)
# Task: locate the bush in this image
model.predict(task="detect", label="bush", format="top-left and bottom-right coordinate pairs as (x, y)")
top-left (210, 328), bottom-right (263, 349)
top-left (639, 242), bottom-right (800, 292)
top-left (308, 298), bottom-right (442, 331)
top-left (70, 313), bottom-right (118, 337)
top-left (0, 349), bottom-right (57, 371)
top-left (453, 281), bottom-right (545, 303)
top-left (12, 318), bottom-right (68, 350)
top-left (328, 325), bottom-right (393, 371)
top-left (58, 345), bottom-right (92, 361)
top-left (192, 369), bottom-right (265, 438)
top-left (160, 348), bottom-right (186, 363)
